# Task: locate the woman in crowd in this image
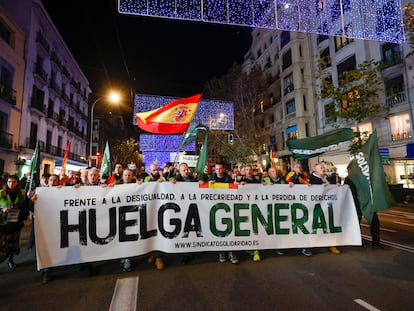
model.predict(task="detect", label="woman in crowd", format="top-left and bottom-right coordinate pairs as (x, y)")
top-left (0, 175), bottom-right (29, 268)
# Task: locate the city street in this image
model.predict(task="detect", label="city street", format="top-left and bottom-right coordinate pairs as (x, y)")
top-left (1, 205), bottom-right (413, 311)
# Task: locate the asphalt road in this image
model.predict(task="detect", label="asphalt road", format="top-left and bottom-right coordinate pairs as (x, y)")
top-left (1, 206), bottom-right (414, 311)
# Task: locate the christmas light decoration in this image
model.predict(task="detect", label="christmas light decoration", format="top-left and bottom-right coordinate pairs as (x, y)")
top-left (134, 94), bottom-right (234, 130)
top-left (135, 94), bottom-right (234, 170)
top-left (140, 134), bottom-right (196, 151)
top-left (118, 0), bottom-right (404, 43)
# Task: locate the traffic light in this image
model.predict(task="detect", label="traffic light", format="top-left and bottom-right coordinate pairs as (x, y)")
top-left (228, 134), bottom-right (234, 144)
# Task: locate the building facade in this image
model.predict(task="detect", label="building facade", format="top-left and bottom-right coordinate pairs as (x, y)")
top-left (244, 29), bottom-right (318, 174)
top-left (246, 8), bottom-right (414, 187)
top-left (0, 0), bottom-right (90, 177)
top-left (0, 6), bottom-right (25, 175)
top-left (313, 32), bottom-right (414, 186)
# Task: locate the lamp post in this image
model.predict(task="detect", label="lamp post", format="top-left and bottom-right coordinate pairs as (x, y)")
top-left (89, 91), bottom-right (120, 167)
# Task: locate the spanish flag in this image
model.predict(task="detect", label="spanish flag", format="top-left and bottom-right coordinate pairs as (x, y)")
top-left (60, 141), bottom-right (71, 185)
top-left (199, 182), bottom-right (238, 189)
top-left (136, 94), bottom-right (202, 134)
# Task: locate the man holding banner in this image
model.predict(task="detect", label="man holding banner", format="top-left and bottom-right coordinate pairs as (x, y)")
top-left (208, 163), bottom-right (239, 264)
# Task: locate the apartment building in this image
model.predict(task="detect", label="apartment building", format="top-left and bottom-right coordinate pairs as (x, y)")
top-left (0, 0), bottom-right (90, 177)
top-left (244, 29), bottom-right (317, 174)
top-left (246, 24), bottom-right (414, 187)
top-left (314, 33), bottom-right (414, 185)
top-left (0, 6), bottom-right (25, 175)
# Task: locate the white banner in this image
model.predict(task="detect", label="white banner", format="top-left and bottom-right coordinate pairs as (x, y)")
top-left (34, 183), bottom-right (361, 269)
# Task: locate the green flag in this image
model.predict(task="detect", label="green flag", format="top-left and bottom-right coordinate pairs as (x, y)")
top-left (347, 130), bottom-right (395, 224)
top-left (179, 123), bottom-right (207, 150)
top-left (287, 128), bottom-right (355, 159)
top-left (195, 132), bottom-right (208, 177)
top-left (26, 141), bottom-right (40, 191)
top-left (100, 141), bottom-right (112, 178)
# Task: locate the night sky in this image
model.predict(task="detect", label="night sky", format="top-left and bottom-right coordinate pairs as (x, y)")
top-left (41, 0), bottom-right (253, 101)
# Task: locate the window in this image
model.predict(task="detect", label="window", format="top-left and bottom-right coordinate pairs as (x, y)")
top-left (269, 114), bottom-right (275, 124)
top-left (0, 18), bottom-right (11, 45)
top-left (286, 125), bottom-right (298, 140)
top-left (286, 99), bottom-right (296, 114)
top-left (0, 111), bottom-right (7, 132)
top-left (341, 89), bottom-right (360, 110)
top-left (283, 73), bottom-right (294, 96)
top-left (303, 96), bottom-right (307, 111)
top-left (337, 55), bottom-right (356, 79)
top-left (280, 31), bottom-right (290, 48)
top-left (31, 85), bottom-right (45, 110)
top-left (305, 123), bottom-right (309, 137)
top-left (385, 75), bottom-right (405, 107)
top-left (269, 94), bottom-right (274, 105)
top-left (324, 102), bottom-right (335, 122)
top-left (58, 136), bottom-right (62, 154)
top-left (282, 49), bottom-right (292, 70)
top-left (29, 123), bottom-right (38, 149)
top-left (0, 64), bottom-right (15, 104)
top-left (299, 44), bottom-right (302, 57)
top-left (320, 47), bottom-right (331, 69)
top-left (46, 131), bottom-right (52, 153)
top-left (334, 35), bottom-right (353, 51)
top-left (47, 99), bottom-right (54, 117)
top-left (389, 113), bottom-right (411, 141)
top-left (321, 74), bottom-right (332, 94)
top-left (382, 43), bottom-right (402, 67)
top-left (386, 75), bottom-right (404, 96)
top-left (264, 57), bottom-right (272, 69)
top-left (357, 122), bottom-right (372, 137)
top-left (0, 65), bottom-right (13, 88)
top-left (317, 34), bottom-right (329, 43)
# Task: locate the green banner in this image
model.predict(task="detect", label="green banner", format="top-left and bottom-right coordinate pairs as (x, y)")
top-left (287, 128), bottom-right (355, 159)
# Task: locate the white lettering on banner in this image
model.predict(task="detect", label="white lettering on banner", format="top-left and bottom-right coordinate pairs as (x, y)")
top-left (34, 183), bottom-right (361, 270)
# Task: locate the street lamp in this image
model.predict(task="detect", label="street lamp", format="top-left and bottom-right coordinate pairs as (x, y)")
top-left (89, 91), bottom-right (121, 166)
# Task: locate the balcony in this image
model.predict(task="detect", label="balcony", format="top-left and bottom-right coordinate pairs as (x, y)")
top-left (36, 31), bottom-right (50, 54)
top-left (34, 63), bottom-right (48, 84)
top-left (380, 54), bottom-right (403, 70)
top-left (47, 111), bottom-right (60, 122)
top-left (26, 138), bottom-right (45, 151)
top-left (50, 51), bottom-right (62, 69)
top-left (386, 91), bottom-right (406, 107)
top-left (49, 80), bottom-right (61, 96)
top-left (0, 131), bottom-right (13, 149)
top-left (0, 83), bottom-right (16, 105)
top-left (61, 92), bottom-right (70, 103)
top-left (59, 116), bottom-right (67, 127)
top-left (61, 66), bottom-right (70, 79)
top-left (30, 97), bottom-right (46, 114)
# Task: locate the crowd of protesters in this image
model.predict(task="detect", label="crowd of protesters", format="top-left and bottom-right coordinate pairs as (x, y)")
top-left (0, 160), bottom-right (383, 284)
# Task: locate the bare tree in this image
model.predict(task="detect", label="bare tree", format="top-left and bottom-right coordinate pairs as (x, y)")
top-left (204, 63), bottom-right (267, 164)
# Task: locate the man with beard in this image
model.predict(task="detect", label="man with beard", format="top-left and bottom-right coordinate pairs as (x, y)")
top-left (144, 162), bottom-right (165, 183)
